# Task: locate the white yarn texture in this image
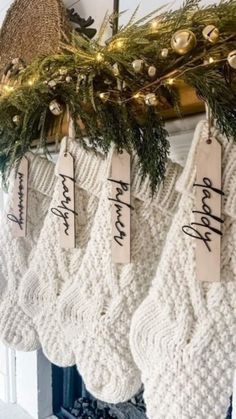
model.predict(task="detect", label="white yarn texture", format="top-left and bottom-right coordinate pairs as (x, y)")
top-left (58, 156), bottom-right (182, 403)
top-left (19, 141), bottom-right (109, 366)
top-left (130, 120), bottom-right (236, 419)
top-left (0, 153), bottom-right (56, 351)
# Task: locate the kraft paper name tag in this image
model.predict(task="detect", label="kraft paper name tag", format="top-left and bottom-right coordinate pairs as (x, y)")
top-left (7, 156), bottom-right (29, 237)
top-left (183, 137), bottom-right (224, 282)
top-left (52, 148), bottom-right (77, 249)
top-left (108, 150), bottom-right (132, 264)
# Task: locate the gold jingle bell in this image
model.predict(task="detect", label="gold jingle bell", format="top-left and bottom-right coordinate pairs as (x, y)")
top-left (12, 115), bottom-right (21, 126)
top-left (161, 48), bottom-right (169, 58)
top-left (202, 25), bottom-right (219, 44)
top-left (148, 66), bottom-right (157, 78)
top-left (227, 50), bottom-right (236, 69)
top-left (132, 59), bottom-right (144, 73)
top-left (145, 93), bottom-right (158, 106)
top-left (49, 99), bottom-right (63, 116)
top-left (171, 29), bottom-right (197, 55)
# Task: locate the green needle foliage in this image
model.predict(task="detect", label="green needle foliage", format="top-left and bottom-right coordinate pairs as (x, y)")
top-left (0, 0), bottom-right (235, 193)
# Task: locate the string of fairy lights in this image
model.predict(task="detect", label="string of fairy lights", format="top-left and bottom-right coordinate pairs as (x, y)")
top-left (0, 1), bottom-right (235, 192)
top-left (1, 22), bottom-right (236, 118)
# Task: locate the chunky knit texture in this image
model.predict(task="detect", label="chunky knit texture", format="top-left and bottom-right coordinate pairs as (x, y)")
top-left (130, 121), bottom-right (236, 419)
top-left (58, 156), bottom-right (182, 403)
top-left (0, 153), bottom-right (56, 350)
top-left (19, 141), bottom-right (110, 366)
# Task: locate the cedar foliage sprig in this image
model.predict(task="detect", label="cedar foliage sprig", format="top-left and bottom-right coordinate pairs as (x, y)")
top-left (0, 0), bottom-right (235, 193)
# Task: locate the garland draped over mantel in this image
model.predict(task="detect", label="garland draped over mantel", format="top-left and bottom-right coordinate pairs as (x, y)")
top-left (0, 0), bottom-right (236, 192)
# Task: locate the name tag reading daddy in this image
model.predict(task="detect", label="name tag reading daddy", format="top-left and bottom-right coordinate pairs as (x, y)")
top-left (52, 151), bottom-right (78, 249)
top-left (182, 137), bottom-right (223, 282)
top-left (7, 156), bottom-right (29, 237)
top-left (108, 150), bottom-right (132, 264)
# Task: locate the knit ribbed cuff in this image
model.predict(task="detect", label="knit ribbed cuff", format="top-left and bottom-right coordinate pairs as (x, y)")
top-left (65, 139), bottom-right (182, 212)
top-left (176, 120), bottom-right (236, 218)
top-left (131, 157), bottom-right (182, 213)
top-left (68, 140), bottom-right (112, 196)
top-left (25, 152), bottom-right (56, 197)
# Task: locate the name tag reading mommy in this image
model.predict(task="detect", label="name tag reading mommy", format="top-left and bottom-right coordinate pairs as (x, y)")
top-left (7, 156), bottom-right (28, 237)
top-left (108, 151), bottom-right (132, 264)
top-left (182, 138), bottom-right (223, 282)
top-left (51, 152), bottom-right (77, 249)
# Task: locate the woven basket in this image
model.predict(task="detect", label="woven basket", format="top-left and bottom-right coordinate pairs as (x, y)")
top-left (0, 0), bottom-right (71, 73)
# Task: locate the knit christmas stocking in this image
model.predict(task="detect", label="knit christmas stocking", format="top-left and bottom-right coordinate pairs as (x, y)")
top-left (130, 121), bottom-right (236, 419)
top-left (0, 153), bottom-right (56, 351)
top-left (19, 141), bottom-right (108, 366)
top-left (58, 156), bottom-right (182, 403)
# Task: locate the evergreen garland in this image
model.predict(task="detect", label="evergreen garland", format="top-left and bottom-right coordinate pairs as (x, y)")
top-left (0, 0), bottom-right (235, 192)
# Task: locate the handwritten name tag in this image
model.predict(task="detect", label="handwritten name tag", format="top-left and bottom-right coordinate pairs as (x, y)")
top-left (52, 151), bottom-right (77, 249)
top-left (182, 137), bottom-right (223, 282)
top-left (7, 156), bottom-right (29, 237)
top-left (108, 150), bottom-right (132, 264)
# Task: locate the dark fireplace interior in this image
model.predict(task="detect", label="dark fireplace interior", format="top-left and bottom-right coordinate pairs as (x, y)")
top-left (52, 365), bottom-right (147, 418)
top-left (52, 365), bottom-right (233, 419)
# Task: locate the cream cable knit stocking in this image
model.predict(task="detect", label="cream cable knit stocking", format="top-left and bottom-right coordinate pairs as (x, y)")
top-left (130, 120), bottom-right (236, 419)
top-left (58, 157), bottom-right (182, 403)
top-left (19, 141), bottom-right (108, 366)
top-left (0, 153), bottom-right (56, 351)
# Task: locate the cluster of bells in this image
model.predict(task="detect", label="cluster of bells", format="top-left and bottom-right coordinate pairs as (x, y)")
top-left (11, 24), bottom-right (236, 123)
top-left (129, 25), bottom-right (236, 107)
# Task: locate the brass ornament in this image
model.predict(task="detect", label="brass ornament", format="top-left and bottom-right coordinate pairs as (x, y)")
top-left (161, 48), bottom-right (169, 58)
top-left (171, 30), bottom-right (197, 55)
top-left (227, 50), bottom-right (236, 69)
top-left (49, 99), bottom-right (63, 115)
top-left (145, 93), bottom-right (158, 106)
top-left (148, 66), bottom-right (157, 78)
top-left (132, 59), bottom-right (144, 73)
top-left (12, 115), bottom-right (21, 125)
top-left (202, 25), bottom-right (219, 44)
top-left (47, 79), bottom-right (57, 89)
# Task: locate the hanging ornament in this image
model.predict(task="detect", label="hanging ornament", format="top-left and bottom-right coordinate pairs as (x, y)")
top-left (161, 48), bottom-right (169, 58)
top-left (112, 63), bottom-right (120, 77)
top-left (66, 76), bottom-right (73, 83)
top-left (49, 99), bottom-right (63, 116)
top-left (171, 30), bottom-right (197, 55)
top-left (12, 115), bottom-right (21, 126)
top-left (48, 79), bottom-right (57, 89)
top-left (148, 66), bottom-right (157, 78)
top-left (202, 25), bottom-right (219, 44)
top-left (227, 50), bottom-right (236, 69)
top-left (145, 93), bottom-right (158, 106)
top-left (99, 92), bottom-right (110, 102)
top-left (132, 59), bottom-right (144, 73)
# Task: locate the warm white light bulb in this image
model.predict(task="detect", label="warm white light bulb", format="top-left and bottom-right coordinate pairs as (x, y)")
top-left (96, 53), bottom-right (104, 62)
top-left (116, 40), bottom-right (124, 49)
top-left (3, 85), bottom-right (14, 92)
top-left (151, 20), bottom-right (158, 29)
